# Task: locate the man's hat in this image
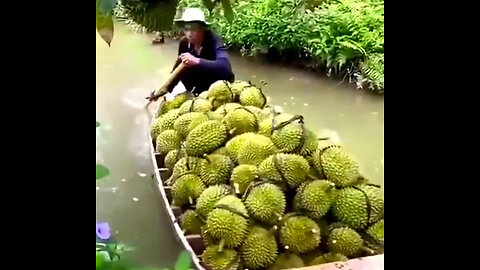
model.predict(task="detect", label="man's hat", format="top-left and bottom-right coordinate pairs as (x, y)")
top-left (174, 8), bottom-right (210, 25)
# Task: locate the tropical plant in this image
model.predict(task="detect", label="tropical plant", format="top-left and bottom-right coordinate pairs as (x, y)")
top-left (96, 221), bottom-right (192, 270)
top-left (96, 0), bottom-right (235, 46)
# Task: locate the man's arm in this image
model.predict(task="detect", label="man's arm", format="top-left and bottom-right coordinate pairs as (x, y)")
top-left (197, 36), bottom-right (233, 80)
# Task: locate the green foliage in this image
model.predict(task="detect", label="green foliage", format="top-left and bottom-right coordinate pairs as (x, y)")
top-left (96, 164), bottom-right (110, 180)
top-left (96, 121), bottom-right (110, 180)
top-left (96, 0), bottom-right (116, 46)
top-left (360, 52), bottom-right (384, 93)
top-left (96, 242), bottom-right (192, 270)
top-left (118, 0), bottom-right (180, 32)
top-left (174, 251), bottom-right (193, 270)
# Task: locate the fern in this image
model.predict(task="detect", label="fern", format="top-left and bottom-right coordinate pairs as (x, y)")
top-left (360, 53), bottom-right (384, 93)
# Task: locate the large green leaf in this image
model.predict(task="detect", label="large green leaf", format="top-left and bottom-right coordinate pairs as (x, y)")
top-left (96, 164), bottom-right (110, 180)
top-left (96, 252), bottom-right (106, 268)
top-left (174, 251), bottom-right (192, 270)
top-left (96, 0), bottom-right (115, 46)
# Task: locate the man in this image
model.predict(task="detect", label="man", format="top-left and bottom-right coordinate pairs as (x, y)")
top-left (149, 8), bottom-right (235, 101)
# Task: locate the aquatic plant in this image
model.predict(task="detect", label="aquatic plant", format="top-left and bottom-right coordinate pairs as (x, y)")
top-left (97, 121), bottom-right (110, 180)
top-left (96, 222), bottom-right (111, 240)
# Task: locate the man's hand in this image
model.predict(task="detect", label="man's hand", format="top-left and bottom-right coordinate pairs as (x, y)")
top-left (147, 88), bottom-right (168, 102)
top-left (147, 90), bottom-right (161, 102)
top-left (180, 53), bottom-right (200, 67)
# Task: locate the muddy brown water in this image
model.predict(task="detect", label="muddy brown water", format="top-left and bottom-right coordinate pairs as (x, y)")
top-left (96, 24), bottom-right (384, 268)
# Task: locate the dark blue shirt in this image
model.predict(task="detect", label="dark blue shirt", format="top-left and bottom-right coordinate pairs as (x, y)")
top-left (170, 30), bottom-right (235, 95)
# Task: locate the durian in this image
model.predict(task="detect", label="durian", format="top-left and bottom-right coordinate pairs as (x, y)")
top-left (279, 215), bottom-right (321, 253)
top-left (267, 253), bottom-right (304, 270)
top-left (332, 185), bottom-right (384, 229)
top-left (200, 154), bottom-right (234, 186)
top-left (240, 226), bottom-right (278, 269)
top-left (205, 197), bottom-right (249, 248)
top-left (244, 183), bottom-right (286, 224)
top-left (196, 185), bottom-right (231, 218)
top-left (258, 153), bottom-right (309, 189)
top-left (171, 174), bottom-right (205, 206)
top-left (294, 180), bottom-right (336, 219)
top-left (208, 80), bottom-right (234, 109)
top-left (202, 245), bottom-right (241, 270)
top-left (185, 120), bottom-right (228, 156)
top-left (173, 112), bottom-right (210, 138)
top-left (178, 98), bottom-right (213, 115)
top-left (224, 107), bottom-right (259, 136)
top-left (230, 165), bottom-right (258, 195)
top-left (271, 116), bottom-right (318, 156)
top-left (327, 227), bottom-right (365, 257)
top-left (150, 108), bottom-right (180, 139)
top-left (179, 210), bottom-right (202, 235)
top-left (239, 86), bottom-right (266, 108)
top-left (237, 135), bottom-right (277, 166)
top-left (155, 130), bottom-right (181, 155)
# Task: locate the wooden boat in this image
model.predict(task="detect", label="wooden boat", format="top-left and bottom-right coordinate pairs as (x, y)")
top-left (149, 101), bottom-right (384, 270)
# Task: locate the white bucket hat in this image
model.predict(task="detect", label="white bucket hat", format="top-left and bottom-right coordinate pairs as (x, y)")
top-left (174, 8), bottom-right (210, 25)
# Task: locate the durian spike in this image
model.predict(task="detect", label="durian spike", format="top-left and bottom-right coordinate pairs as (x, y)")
top-left (218, 238), bottom-right (225, 253)
top-left (188, 196), bottom-right (193, 205)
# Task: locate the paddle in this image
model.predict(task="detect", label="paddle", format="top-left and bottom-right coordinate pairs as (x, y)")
top-left (145, 61), bottom-right (187, 110)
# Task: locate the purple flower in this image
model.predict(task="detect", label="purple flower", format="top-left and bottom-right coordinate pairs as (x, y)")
top-left (96, 222), bottom-right (111, 240)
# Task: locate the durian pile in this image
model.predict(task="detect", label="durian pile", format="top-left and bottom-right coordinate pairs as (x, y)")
top-left (151, 80), bottom-right (384, 270)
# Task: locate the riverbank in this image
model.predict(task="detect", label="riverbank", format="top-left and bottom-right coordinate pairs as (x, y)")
top-left (114, 0), bottom-right (384, 94)
top-left (177, 0), bottom-right (384, 94)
